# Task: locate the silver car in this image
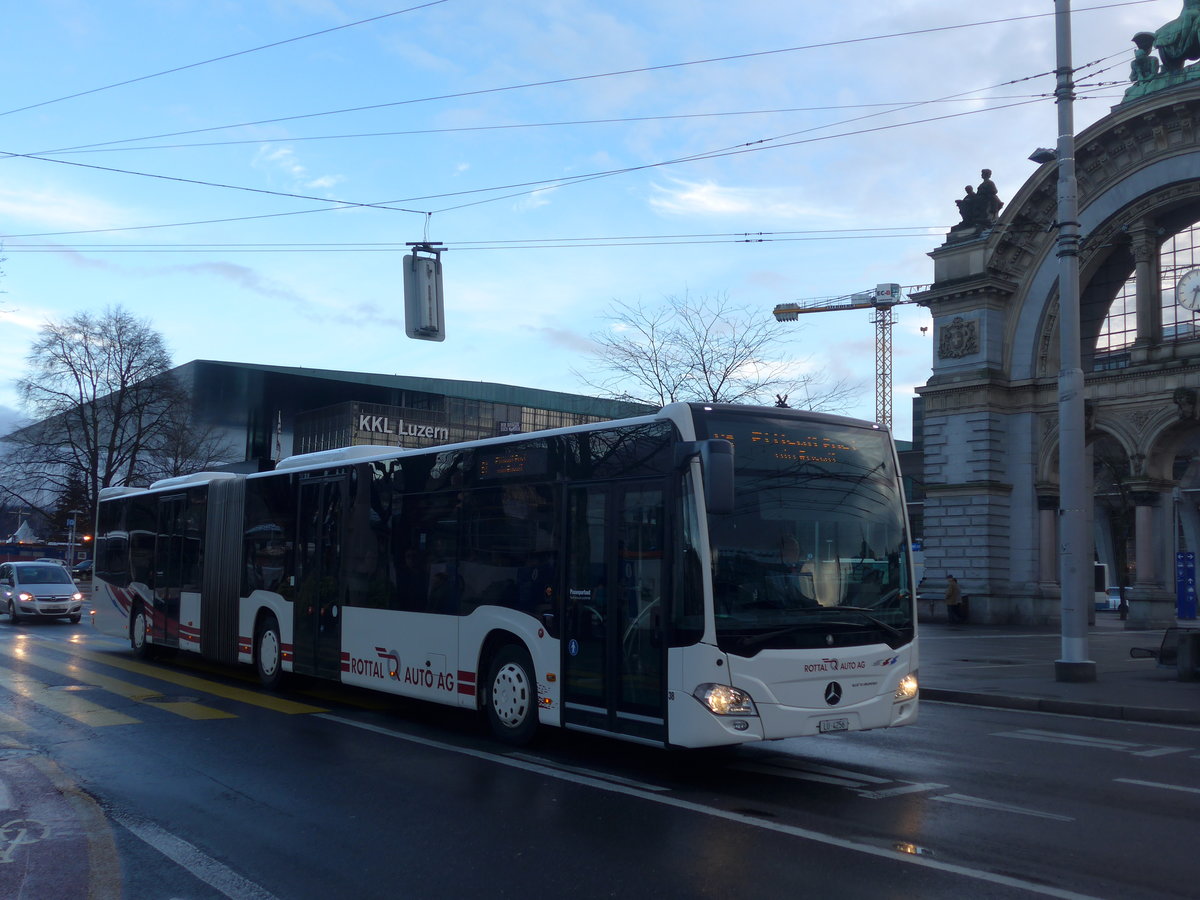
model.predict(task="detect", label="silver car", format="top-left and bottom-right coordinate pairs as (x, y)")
top-left (0, 561), bottom-right (85, 624)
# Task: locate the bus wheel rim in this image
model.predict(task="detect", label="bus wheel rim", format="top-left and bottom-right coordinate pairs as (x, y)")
top-left (260, 629), bottom-right (279, 675)
top-left (492, 663), bottom-right (530, 727)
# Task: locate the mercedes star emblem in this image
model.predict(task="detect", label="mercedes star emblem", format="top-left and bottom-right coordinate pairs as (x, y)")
top-left (824, 682), bottom-right (843, 705)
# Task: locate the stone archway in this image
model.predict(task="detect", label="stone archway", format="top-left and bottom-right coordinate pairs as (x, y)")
top-left (913, 81), bottom-right (1200, 627)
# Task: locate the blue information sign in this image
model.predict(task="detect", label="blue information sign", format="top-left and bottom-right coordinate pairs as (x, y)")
top-left (1177, 552), bottom-right (1197, 620)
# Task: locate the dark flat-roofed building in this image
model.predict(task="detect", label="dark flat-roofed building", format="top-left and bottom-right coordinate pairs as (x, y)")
top-left (174, 360), bottom-right (654, 469)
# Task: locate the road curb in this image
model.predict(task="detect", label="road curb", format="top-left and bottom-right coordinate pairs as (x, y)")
top-left (922, 688), bottom-right (1200, 726)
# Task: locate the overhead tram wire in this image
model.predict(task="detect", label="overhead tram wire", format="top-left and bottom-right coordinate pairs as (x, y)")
top-left (1, 90), bottom-right (1048, 241)
top-left (33, 96), bottom-right (1051, 157)
top-left (26, 2), bottom-right (1153, 158)
top-left (0, 148), bottom-right (432, 218)
top-left (419, 59), bottom-right (1072, 211)
top-left (427, 97), bottom-right (1048, 214)
top-left (425, 43), bottom-right (1131, 214)
top-left (3, 228), bottom-right (952, 254)
top-left (0, 93), bottom-right (1044, 242)
top-left (0, 41), bottom-right (1127, 242)
top-left (0, 1), bottom-right (454, 118)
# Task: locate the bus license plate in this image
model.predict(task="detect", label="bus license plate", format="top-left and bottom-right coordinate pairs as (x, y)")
top-left (819, 718), bottom-right (849, 734)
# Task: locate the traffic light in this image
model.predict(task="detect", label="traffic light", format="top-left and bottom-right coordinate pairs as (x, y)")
top-left (404, 244), bottom-right (445, 342)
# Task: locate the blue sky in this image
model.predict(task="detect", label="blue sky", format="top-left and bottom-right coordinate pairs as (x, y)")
top-left (0, 0), bottom-right (1181, 442)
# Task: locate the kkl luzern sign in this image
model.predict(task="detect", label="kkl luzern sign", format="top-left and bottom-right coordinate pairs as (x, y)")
top-left (357, 415), bottom-right (449, 442)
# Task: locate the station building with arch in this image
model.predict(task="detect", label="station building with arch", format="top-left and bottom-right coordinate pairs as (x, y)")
top-left (913, 74), bottom-right (1200, 628)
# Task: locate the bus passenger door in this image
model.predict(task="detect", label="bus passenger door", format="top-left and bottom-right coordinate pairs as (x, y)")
top-left (294, 477), bottom-right (344, 680)
top-left (152, 493), bottom-right (188, 648)
top-left (563, 481), bottom-right (666, 743)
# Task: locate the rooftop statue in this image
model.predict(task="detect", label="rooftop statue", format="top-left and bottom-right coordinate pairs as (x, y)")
top-left (1130, 32), bottom-right (1160, 83)
top-left (950, 169), bottom-right (1004, 240)
top-left (1123, 2), bottom-right (1200, 102)
top-left (1155, 0), bottom-right (1200, 73)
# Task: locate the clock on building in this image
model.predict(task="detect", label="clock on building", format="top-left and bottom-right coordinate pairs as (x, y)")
top-left (1176, 267), bottom-right (1200, 311)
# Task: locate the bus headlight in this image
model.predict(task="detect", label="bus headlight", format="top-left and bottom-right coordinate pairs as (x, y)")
top-left (694, 683), bottom-right (758, 716)
top-left (894, 672), bottom-right (918, 702)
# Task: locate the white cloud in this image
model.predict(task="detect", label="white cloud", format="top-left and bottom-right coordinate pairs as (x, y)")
top-left (252, 145), bottom-right (344, 194)
top-left (647, 177), bottom-right (829, 220)
top-left (0, 186), bottom-right (134, 231)
top-left (514, 185), bottom-right (558, 211)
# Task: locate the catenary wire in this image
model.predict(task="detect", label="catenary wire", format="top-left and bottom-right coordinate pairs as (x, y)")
top-left (25, 1), bottom-right (1156, 157)
top-left (0, 1), bottom-right (454, 119)
top-left (0, 14), bottom-right (1148, 241)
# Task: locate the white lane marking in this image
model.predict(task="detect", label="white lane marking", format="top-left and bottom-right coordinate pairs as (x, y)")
top-left (926, 698), bottom-right (1200, 731)
top-left (111, 811), bottom-right (278, 900)
top-left (931, 793), bottom-right (1075, 822)
top-left (736, 762), bottom-right (864, 788)
top-left (318, 713), bottom-right (1100, 900)
top-left (994, 729), bottom-right (1189, 757)
top-left (507, 752), bottom-right (670, 792)
top-left (1115, 778), bottom-right (1200, 795)
top-left (772, 760), bottom-right (891, 784)
top-left (0, 778), bottom-right (12, 811)
top-left (733, 760), bottom-right (946, 799)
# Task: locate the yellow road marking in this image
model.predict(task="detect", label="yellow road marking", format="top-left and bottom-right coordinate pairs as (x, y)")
top-left (0, 710), bottom-right (30, 733)
top-left (0, 646), bottom-right (236, 721)
top-left (68, 645), bottom-right (327, 715)
top-left (0, 666), bottom-right (139, 727)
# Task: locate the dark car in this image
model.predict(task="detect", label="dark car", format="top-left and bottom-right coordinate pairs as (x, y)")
top-left (71, 559), bottom-right (93, 578)
top-left (0, 561), bottom-right (85, 624)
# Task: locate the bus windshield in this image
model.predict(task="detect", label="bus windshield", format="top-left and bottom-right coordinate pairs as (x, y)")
top-left (698, 409), bottom-right (914, 655)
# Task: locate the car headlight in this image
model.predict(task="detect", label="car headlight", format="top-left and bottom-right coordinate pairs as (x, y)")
top-left (17, 592), bottom-right (34, 603)
top-left (694, 683), bottom-right (758, 716)
top-left (72, 592), bottom-right (83, 602)
top-left (894, 671), bottom-right (918, 702)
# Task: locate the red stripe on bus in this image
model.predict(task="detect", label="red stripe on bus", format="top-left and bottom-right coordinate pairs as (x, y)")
top-left (457, 670), bottom-right (476, 684)
top-left (457, 683), bottom-right (476, 696)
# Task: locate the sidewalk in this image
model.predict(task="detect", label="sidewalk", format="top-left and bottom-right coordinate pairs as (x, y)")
top-left (919, 612), bottom-right (1200, 725)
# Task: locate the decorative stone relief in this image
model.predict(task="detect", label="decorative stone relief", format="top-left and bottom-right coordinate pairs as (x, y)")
top-left (938, 317), bottom-right (979, 359)
top-left (1175, 386), bottom-right (1199, 419)
top-left (1127, 407), bottom-right (1156, 432)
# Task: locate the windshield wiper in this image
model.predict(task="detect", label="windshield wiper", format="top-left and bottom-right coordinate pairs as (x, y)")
top-left (829, 607), bottom-right (906, 647)
top-left (730, 605), bottom-right (909, 652)
top-left (734, 621), bottom-right (822, 651)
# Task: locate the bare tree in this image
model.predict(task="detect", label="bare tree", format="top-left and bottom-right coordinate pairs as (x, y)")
top-left (576, 291), bottom-right (862, 409)
top-left (3, 306), bottom-right (233, 526)
top-left (137, 401), bottom-right (237, 483)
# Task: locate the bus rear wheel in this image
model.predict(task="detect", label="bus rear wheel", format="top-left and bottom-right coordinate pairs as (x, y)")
top-left (484, 644), bottom-right (538, 745)
top-left (255, 614), bottom-right (283, 690)
top-left (130, 606), bottom-right (153, 658)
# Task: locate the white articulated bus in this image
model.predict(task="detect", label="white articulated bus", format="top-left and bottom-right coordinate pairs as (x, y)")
top-left (91, 402), bottom-right (918, 748)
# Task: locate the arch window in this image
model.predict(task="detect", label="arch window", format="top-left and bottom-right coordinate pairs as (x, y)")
top-left (1095, 220), bottom-right (1200, 366)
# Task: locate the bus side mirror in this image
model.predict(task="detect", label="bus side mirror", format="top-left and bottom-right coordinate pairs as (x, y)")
top-left (675, 439), bottom-right (734, 515)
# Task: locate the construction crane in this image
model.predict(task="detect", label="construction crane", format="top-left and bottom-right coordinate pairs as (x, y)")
top-left (772, 283), bottom-right (919, 428)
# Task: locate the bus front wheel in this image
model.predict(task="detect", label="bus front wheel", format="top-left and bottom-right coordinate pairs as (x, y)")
top-left (255, 614), bottom-right (283, 690)
top-left (484, 644), bottom-right (539, 745)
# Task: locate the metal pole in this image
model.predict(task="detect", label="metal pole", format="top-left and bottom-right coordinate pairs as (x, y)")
top-left (1053, 0), bottom-right (1096, 681)
top-left (67, 517), bottom-right (76, 566)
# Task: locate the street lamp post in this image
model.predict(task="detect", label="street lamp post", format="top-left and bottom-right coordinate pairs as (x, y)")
top-left (1051, 0), bottom-right (1096, 682)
